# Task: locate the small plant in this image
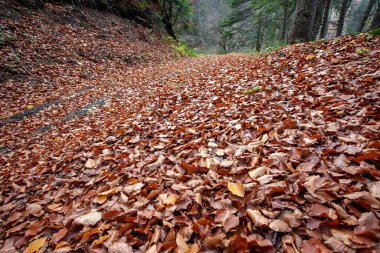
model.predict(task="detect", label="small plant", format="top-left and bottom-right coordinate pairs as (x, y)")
top-left (169, 38), bottom-right (197, 57)
top-left (244, 86), bottom-right (272, 95)
top-left (3, 64), bottom-right (16, 73)
top-left (355, 48), bottom-right (369, 54)
top-left (368, 28), bottom-right (380, 37)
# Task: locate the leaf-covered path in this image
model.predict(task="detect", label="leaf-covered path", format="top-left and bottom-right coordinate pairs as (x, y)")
top-left (1, 21), bottom-right (380, 253)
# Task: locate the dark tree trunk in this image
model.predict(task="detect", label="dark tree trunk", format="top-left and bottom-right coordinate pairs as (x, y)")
top-left (370, 2), bottom-right (380, 30)
top-left (164, 22), bottom-right (177, 40)
top-left (281, 2), bottom-right (290, 42)
top-left (336, 0), bottom-right (352, 37)
top-left (320, 0), bottom-right (332, 38)
top-left (290, 0), bottom-right (318, 43)
top-left (358, 0), bottom-right (376, 32)
top-left (256, 16), bottom-right (264, 51)
top-left (311, 0), bottom-right (327, 40)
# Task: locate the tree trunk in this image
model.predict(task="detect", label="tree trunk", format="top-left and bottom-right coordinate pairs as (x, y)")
top-left (290, 0), bottom-right (318, 43)
top-left (256, 16), bottom-right (264, 51)
top-left (336, 0), bottom-right (352, 37)
top-left (358, 0), bottom-right (376, 32)
top-left (281, 2), bottom-right (289, 42)
top-left (311, 0), bottom-right (327, 40)
top-left (370, 2), bottom-right (380, 30)
top-left (320, 0), bottom-right (331, 38)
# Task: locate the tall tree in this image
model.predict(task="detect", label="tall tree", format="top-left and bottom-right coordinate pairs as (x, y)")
top-left (370, 0), bottom-right (380, 30)
top-left (280, 0), bottom-right (296, 42)
top-left (358, 0), bottom-right (376, 32)
top-left (290, 0), bottom-right (318, 43)
top-left (311, 0), bottom-right (327, 40)
top-left (158, 0), bottom-right (191, 40)
top-left (320, 0), bottom-right (332, 38)
top-left (336, 0), bottom-right (352, 37)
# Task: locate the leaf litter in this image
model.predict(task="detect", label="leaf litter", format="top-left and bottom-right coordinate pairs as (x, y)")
top-left (1, 2), bottom-right (380, 253)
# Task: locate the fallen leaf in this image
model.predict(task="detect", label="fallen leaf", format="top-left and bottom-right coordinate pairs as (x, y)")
top-left (74, 211), bottom-right (102, 226)
top-left (269, 219), bottom-right (291, 232)
top-left (23, 237), bottom-right (47, 253)
top-left (227, 182), bottom-right (245, 197)
top-left (246, 209), bottom-right (269, 227)
top-left (85, 159), bottom-right (96, 168)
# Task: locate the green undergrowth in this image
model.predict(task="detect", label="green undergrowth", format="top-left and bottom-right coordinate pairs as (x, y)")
top-left (244, 86), bottom-right (273, 95)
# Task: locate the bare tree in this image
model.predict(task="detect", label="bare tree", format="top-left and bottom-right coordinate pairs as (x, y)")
top-left (311, 0), bottom-right (328, 40)
top-left (358, 0), bottom-right (376, 32)
top-left (290, 0), bottom-right (318, 43)
top-left (320, 0), bottom-right (332, 38)
top-left (336, 0), bottom-right (352, 37)
top-left (370, 0), bottom-right (380, 30)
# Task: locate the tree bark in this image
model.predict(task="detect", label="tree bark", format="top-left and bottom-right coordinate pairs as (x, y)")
top-left (336, 0), bottom-right (352, 37)
top-left (256, 16), bottom-right (264, 51)
top-left (370, 1), bottom-right (380, 30)
top-left (311, 0), bottom-right (327, 40)
top-left (320, 0), bottom-right (331, 38)
top-left (281, 2), bottom-right (290, 42)
top-left (358, 0), bottom-right (376, 32)
top-left (290, 0), bottom-right (318, 43)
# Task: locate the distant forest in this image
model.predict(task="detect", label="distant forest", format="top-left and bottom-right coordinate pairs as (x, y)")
top-left (178, 0), bottom-right (380, 53)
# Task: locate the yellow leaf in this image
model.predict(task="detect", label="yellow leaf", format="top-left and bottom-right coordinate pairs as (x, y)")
top-left (94, 187), bottom-right (122, 204)
top-left (158, 194), bottom-right (178, 206)
top-left (55, 241), bottom-right (68, 250)
top-left (227, 182), bottom-right (245, 197)
top-left (24, 237), bottom-right (47, 253)
top-left (27, 105), bottom-right (34, 109)
top-left (307, 54), bottom-right (315, 60)
top-left (93, 195), bottom-right (108, 204)
top-left (82, 229), bottom-right (102, 241)
top-left (91, 235), bottom-right (110, 248)
top-left (186, 243), bottom-right (200, 253)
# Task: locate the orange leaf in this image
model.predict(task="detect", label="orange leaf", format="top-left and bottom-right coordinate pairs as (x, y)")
top-left (227, 182), bottom-right (245, 197)
top-left (91, 235), bottom-right (110, 248)
top-left (23, 237), bottom-right (47, 253)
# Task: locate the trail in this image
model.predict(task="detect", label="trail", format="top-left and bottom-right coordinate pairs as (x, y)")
top-left (1, 32), bottom-right (380, 252)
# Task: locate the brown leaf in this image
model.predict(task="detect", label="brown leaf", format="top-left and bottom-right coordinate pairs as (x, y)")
top-left (246, 209), bottom-right (269, 227)
top-left (269, 219), bottom-right (291, 232)
top-left (204, 233), bottom-right (226, 249)
top-left (224, 215), bottom-right (239, 232)
top-left (301, 238), bottom-right (332, 253)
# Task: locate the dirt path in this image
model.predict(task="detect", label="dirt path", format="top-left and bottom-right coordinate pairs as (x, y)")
top-left (0, 35), bottom-right (379, 252)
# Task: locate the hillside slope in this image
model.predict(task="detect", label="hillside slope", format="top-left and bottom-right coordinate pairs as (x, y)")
top-left (0, 3), bottom-right (380, 253)
top-left (0, 1), bottom-right (175, 118)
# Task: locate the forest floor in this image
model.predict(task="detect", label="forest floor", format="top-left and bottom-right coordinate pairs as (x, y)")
top-left (1, 2), bottom-right (380, 253)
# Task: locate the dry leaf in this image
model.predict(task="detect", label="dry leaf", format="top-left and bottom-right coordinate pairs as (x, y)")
top-left (246, 209), bottom-right (269, 227)
top-left (269, 219), bottom-right (291, 232)
top-left (74, 211), bottom-right (102, 226)
top-left (85, 159), bottom-right (96, 168)
top-left (23, 237), bottom-right (47, 253)
top-left (227, 182), bottom-right (245, 197)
